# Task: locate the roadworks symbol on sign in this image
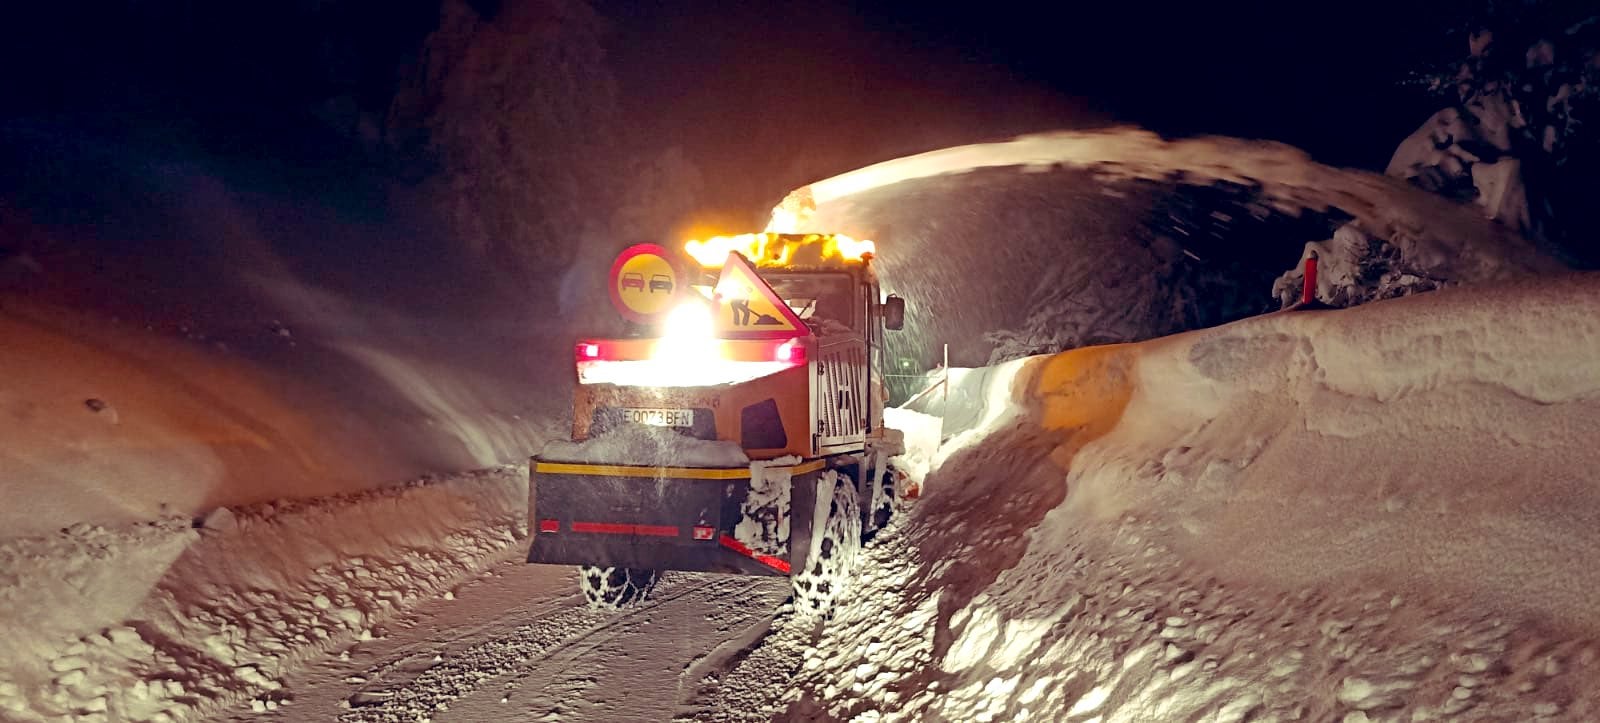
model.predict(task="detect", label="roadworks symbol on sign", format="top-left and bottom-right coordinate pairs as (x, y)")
top-left (713, 251), bottom-right (805, 339)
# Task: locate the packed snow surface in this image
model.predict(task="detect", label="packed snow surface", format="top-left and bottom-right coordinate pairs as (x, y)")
top-left (0, 466), bottom-right (527, 723)
top-left (691, 273), bottom-right (1600, 721)
top-left (12, 273), bottom-right (1594, 723)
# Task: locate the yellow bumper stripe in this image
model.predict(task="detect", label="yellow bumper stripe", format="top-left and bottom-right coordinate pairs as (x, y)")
top-left (534, 459), bottom-right (826, 480)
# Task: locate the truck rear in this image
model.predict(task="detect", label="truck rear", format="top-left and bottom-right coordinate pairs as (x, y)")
top-left (528, 233), bottom-right (907, 613)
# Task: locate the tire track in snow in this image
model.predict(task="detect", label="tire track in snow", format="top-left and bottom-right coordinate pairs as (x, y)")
top-left (439, 573), bottom-right (788, 722)
top-left (329, 571), bottom-right (737, 722)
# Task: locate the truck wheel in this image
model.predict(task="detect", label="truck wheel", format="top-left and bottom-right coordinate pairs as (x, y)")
top-left (869, 462), bottom-right (895, 537)
top-left (793, 471), bottom-right (861, 618)
top-left (578, 566), bottom-right (658, 608)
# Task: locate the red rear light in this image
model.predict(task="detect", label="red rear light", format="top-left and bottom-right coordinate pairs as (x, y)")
top-left (774, 338), bottom-right (805, 364)
top-left (539, 519), bottom-right (560, 533)
top-left (692, 525), bottom-right (715, 541)
top-left (577, 342), bottom-right (601, 360)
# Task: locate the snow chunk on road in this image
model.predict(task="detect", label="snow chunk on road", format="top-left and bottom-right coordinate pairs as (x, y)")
top-left (881, 408), bottom-right (939, 491)
top-left (540, 425), bottom-right (749, 468)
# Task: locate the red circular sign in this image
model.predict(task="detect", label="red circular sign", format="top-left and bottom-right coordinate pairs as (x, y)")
top-left (608, 243), bottom-right (685, 323)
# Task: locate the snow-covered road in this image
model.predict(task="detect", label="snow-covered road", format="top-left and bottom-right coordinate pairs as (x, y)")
top-left (218, 559), bottom-right (792, 723)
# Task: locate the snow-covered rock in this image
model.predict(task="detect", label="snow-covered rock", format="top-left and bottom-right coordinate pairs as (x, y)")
top-left (197, 506), bottom-right (238, 532)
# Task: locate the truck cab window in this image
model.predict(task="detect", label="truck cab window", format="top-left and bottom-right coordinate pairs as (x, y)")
top-left (767, 273), bottom-right (855, 335)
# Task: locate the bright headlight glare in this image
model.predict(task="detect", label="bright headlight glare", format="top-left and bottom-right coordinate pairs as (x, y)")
top-left (662, 302), bottom-right (713, 342)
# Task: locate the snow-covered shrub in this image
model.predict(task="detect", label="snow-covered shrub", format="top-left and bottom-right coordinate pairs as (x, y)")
top-left (1271, 225), bottom-right (1449, 308)
top-left (385, 0), bottom-right (624, 291)
top-left (1269, 2), bottom-right (1598, 310)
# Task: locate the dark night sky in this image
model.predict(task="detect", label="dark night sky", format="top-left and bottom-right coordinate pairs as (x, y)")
top-left (3, 0), bottom-right (1454, 229)
top-left (598, 0), bottom-right (1450, 226)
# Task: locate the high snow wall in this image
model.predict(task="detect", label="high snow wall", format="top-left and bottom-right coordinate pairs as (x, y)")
top-left (781, 272), bottom-right (1600, 721)
top-left (0, 296), bottom-right (564, 538)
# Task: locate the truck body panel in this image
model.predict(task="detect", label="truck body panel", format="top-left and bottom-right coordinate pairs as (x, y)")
top-left (529, 234), bottom-right (899, 582)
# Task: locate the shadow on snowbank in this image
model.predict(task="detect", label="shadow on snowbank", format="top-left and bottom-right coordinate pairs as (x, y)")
top-left (777, 273), bottom-right (1600, 722)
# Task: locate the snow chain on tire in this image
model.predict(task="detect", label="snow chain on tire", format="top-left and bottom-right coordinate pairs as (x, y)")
top-left (792, 470), bottom-right (861, 619)
top-left (578, 566), bottom-right (659, 608)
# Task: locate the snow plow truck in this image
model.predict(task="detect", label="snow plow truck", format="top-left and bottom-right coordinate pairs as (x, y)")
top-left (528, 233), bottom-right (907, 614)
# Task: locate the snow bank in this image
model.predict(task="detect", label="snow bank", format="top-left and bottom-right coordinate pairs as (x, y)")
top-left (538, 425), bottom-right (750, 468)
top-left (879, 408), bottom-right (939, 490)
top-left (772, 273), bottom-right (1600, 721)
top-left (0, 299), bottom-right (560, 538)
top-left (0, 466), bottom-right (526, 723)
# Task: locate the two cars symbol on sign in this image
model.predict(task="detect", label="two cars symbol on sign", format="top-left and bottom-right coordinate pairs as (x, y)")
top-left (621, 273), bottom-right (674, 294)
top-left (608, 244), bottom-right (685, 323)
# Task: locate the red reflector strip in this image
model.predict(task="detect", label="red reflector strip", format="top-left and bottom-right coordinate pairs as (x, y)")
top-left (692, 525), bottom-right (715, 541)
top-left (718, 535), bottom-right (792, 574)
top-left (538, 519), bottom-right (560, 533)
top-left (570, 522), bottom-right (679, 538)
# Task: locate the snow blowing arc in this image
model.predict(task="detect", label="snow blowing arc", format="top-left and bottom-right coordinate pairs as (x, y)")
top-left (771, 128), bottom-right (1561, 290)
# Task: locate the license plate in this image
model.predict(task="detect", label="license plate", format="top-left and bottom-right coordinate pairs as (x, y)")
top-left (622, 407), bottom-right (695, 427)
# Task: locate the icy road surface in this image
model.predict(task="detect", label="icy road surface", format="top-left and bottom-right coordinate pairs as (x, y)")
top-left (219, 559), bottom-right (791, 722)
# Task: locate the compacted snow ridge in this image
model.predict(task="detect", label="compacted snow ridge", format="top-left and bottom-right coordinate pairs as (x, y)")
top-left (0, 466), bottom-right (527, 723)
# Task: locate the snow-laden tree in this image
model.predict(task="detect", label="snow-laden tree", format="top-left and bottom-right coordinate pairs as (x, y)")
top-left (1391, 4), bottom-right (1600, 255)
top-left (1278, 1), bottom-right (1598, 309)
top-left (386, 0), bottom-right (623, 292)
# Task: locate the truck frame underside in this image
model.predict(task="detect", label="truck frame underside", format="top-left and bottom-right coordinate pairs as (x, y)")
top-left (527, 457), bottom-right (841, 577)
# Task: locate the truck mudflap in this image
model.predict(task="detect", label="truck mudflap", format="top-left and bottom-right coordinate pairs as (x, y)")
top-left (527, 458), bottom-right (826, 577)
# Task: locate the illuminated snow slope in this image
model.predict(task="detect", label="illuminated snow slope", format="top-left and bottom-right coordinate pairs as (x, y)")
top-left (762, 273), bottom-right (1600, 721)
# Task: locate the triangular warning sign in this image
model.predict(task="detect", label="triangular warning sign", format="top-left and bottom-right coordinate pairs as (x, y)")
top-left (713, 251), bottom-right (807, 339)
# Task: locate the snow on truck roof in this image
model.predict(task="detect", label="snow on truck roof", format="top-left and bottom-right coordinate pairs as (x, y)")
top-left (682, 232), bottom-right (875, 270)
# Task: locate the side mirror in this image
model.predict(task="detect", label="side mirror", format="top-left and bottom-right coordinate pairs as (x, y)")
top-left (884, 295), bottom-right (906, 331)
